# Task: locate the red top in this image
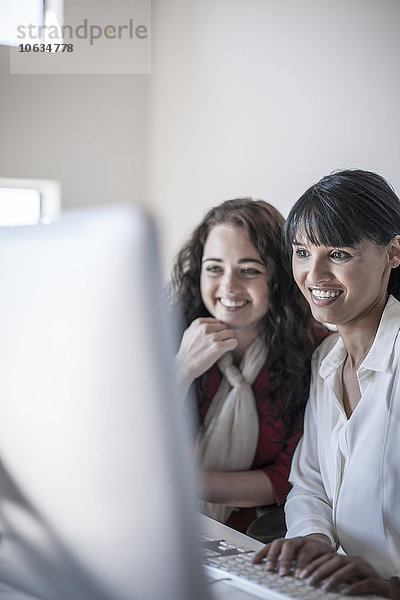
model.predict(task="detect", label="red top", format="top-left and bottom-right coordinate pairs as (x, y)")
top-left (198, 361), bottom-right (301, 499)
top-left (196, 326), bottom-right (329, 532)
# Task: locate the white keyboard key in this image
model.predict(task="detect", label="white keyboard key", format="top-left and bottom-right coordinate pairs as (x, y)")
top-left (203, 539), bottom-right (387, 600)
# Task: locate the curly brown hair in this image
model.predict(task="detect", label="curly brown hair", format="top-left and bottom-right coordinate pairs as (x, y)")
top-left (168, 198), bottom-right (319, 440)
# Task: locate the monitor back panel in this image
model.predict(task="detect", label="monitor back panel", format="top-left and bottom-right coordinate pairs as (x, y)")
top-left (0, 206), bottom-right (206, 600)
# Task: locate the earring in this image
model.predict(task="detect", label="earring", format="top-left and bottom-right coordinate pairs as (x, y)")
top-left (393, 261), bottom-right (398, 267)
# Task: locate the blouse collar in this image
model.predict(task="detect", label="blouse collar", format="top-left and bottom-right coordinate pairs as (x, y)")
top-left (319, 295), bottom-right (400, 380)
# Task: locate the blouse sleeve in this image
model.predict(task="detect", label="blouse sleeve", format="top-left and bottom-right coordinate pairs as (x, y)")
top-left (284, 366), bottom-right (338, 548)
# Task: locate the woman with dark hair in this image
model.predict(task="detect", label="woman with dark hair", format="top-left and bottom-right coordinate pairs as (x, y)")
top-left (169, 198), bottom-right (327, 534)
top-left (255, 170), bottom-right (400, 597)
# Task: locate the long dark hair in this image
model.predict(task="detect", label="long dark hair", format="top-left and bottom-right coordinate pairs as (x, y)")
top-left (284, 169), bottom-right (400, 300)
top-left (168, 198), bottom-right (318, 440)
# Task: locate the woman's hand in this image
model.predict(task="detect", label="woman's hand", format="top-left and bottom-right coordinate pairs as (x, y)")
top-left (253, 534), bottom-right (334, 576)
top-left (175, 317), bottom-right (238, 392)
top-left (296, 553), bottom-right (390, 597)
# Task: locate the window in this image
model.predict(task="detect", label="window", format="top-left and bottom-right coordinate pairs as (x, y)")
top-left (0, 178), bottom-right (61, 226)
top-left (0, 0), bottom-right (63, 47)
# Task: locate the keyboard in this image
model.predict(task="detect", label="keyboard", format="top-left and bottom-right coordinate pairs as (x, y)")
top-left (202, 536), bottom-right (386, 600)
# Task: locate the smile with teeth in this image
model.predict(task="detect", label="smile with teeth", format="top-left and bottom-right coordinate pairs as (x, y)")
top-left (311, 289), bottom-right (342, 299)
top-left (219, 298), bottom-right (248, 308)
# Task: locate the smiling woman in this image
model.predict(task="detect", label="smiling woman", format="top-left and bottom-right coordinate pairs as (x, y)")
top-left (254, 170), bottom-right (400, 598)
top-left (292, 238), bottom-right (391, 332)
top-left (168, 198), bottom-right (327, 534)
top-left (200, 223), bottom-right (270, 356)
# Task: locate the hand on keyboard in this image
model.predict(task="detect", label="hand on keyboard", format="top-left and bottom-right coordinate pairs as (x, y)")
top-left (298, 553), bottom-right (390, 597)
top-left (254, 537), bottom-right (391, 598)
top-left (253, 534), bottom-right (334, 577)
top-left (202, 534), bottom-right (388, 600)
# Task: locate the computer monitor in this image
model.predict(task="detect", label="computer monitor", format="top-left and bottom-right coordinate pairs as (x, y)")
top-left (0, 205), bottom-right (207, 600)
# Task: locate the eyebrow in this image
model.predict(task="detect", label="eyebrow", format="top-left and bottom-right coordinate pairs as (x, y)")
top-left (202, 257), bottom-right (265, 266)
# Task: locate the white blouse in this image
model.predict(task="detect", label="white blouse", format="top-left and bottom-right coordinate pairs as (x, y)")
top-left (285, 295), bottom-right (400, 579)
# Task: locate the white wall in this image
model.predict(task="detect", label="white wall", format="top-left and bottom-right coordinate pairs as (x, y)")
top-left (0, 45), bottom-right (148, 209)
top-left (148, 0), bottom-right (400, 275)
top-left (1, 1), bottom-right (400, 279)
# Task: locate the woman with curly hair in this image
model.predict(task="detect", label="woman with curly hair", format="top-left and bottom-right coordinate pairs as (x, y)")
top-left (169, 198), bottom-right (327, 534)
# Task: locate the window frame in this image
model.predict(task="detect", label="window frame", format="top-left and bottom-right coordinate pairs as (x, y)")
top-left (0, 177), bottom-right (61, 226)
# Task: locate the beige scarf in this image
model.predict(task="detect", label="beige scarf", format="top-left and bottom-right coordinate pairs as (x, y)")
top-left (195, 336), bottom-right (267, 523)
